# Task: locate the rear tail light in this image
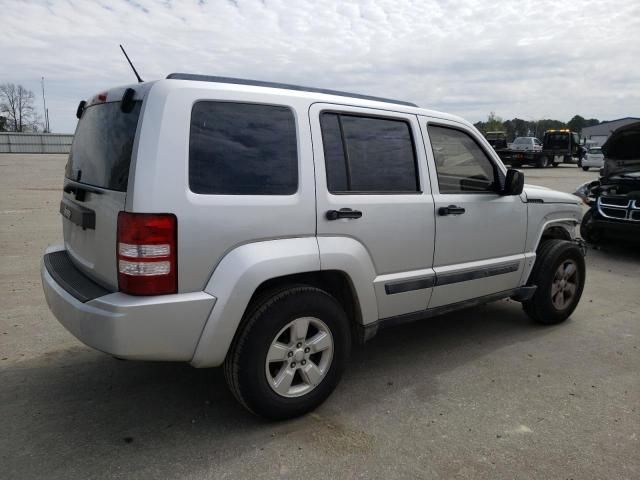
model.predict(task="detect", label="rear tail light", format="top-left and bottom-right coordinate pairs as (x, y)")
top-left (117, 212), bottom-right (177, 295)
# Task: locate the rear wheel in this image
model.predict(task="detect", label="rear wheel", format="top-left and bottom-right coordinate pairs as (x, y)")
top-left (582, 166), bottom-right (589, 171)
top-left (552, 161), bottom-right (560, 167)
top-left (224, 286), bottom-right (351, 419)
top-left (535, 155), bottom-right (549, 168)
top-left (523, 240), bottom-right (585, 325)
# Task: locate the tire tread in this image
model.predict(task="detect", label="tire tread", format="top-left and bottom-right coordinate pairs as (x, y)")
top-left (224, 285), bottom-right (346, 418)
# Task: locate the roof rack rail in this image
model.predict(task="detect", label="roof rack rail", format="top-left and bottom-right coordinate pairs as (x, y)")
top-left (166, 73), bottom-right (418, 108)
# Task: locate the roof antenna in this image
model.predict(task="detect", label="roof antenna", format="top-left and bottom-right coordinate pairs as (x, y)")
top-left (119, 44), bottom-right (143, 83)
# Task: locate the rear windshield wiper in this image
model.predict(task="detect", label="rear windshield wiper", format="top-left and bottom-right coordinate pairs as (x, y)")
top-left (64, 181), bottom-right (103, 201)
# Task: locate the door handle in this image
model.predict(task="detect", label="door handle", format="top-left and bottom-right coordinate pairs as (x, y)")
top-left (326, 208), bottom-right (363, 220)
top-left (438, 205), bottom-right (466, 216)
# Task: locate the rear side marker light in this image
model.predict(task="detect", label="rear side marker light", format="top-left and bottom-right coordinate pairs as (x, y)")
top-left (117, 212), bottom-right (177, 296)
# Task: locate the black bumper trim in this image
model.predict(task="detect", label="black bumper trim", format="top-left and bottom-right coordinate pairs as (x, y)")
top-left (44, 251), bottom-right (111, 303)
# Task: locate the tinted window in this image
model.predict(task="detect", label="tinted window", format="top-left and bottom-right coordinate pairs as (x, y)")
top-left (66, 101), bottom-right (142, 191)
top-left (428, 125), bottom-right (497, 194)
top-left (544, 133), bottom-right (569, 149)
top-left (320, 113), bottom-right (349, 192)
top-left (189, 102), bottom-right (297, 195)
top-left (320, 113), bottom-right (418, 193)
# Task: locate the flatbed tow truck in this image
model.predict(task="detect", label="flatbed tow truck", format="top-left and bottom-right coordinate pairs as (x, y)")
top-left (494, 129), bottom-right (580, 168)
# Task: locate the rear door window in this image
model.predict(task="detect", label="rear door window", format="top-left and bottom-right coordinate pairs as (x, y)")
top-left (320, 113), bottom-right (419, 193)
top-left (189, 102), bottom-right (298, 195)
top-left (66, 101), bottom-right (142, 191)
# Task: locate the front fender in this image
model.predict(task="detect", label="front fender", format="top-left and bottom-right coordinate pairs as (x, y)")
top-left (526, 206), bottom-right (582, 253)
top-left (192, 237), bottom-right (320, 367)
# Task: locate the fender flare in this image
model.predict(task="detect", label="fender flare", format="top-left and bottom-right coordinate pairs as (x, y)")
top-left (191, 236), bottom-right (378, 367)
top-left (531, 217), bottom-right (579, 252)
top-left (521, 216), bottom-right (580, 285)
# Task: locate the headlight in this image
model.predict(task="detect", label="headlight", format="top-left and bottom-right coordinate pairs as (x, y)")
top-left (573, 182), bottom-right (594, 205)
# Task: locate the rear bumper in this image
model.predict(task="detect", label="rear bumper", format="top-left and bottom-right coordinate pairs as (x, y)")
top-left (41, 246), bottom-right (216, 361)
top-left (582, 158), bottom-right (604, 168)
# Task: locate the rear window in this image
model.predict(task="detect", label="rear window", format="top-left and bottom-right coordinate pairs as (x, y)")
top-left (66, 101), bottom-right (142, 191)
top-left (545, 133), bottom-right (569, 147)
top-left (588, 147), bottom-right (602, 154)
top-left (513, 138), bottom-right (529, 144)
top-left (189, 102), bottom-right (298, 195)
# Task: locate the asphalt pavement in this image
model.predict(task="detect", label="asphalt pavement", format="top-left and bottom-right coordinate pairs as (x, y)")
top-left (1, 155), bottom-right (638, 479)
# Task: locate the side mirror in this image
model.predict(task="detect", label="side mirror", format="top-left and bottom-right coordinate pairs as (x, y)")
top-left (502, 168), bottom-right (524, 196)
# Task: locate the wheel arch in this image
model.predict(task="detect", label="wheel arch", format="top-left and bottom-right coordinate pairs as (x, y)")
top-left (192, 237), bottom-right (376, 367)
top-left (526, 211), bottom-right (581, 254)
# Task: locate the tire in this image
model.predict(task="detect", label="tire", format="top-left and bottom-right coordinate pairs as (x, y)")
top-left (580, 209), bottom-right (601, 244)
top-left (535, 155), bottom-right (548, 168)
top-left (523, 239), bottom-right (585, 325)
top-left (552, 162), bottom-right (559, 167)
top-left (582, 166), bottom-right (589, 171)
top-left (224, 286), bottom-right (351, 419)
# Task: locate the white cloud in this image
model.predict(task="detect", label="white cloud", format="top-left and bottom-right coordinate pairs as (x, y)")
top-left (1, 0), bottom-right (638, 132)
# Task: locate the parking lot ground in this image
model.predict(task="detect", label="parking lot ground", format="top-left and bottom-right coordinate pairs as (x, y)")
top-left (1, 155), bottom-right (639, 479)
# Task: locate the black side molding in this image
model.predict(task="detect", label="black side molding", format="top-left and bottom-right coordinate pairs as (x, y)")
top-left (435, 262), bottom-right (519, 287)
top-left (383, 262), bottom-right (521, 296)
top-left (385, 277), bottom-right (435, 295)
top-left (60, 198), bottom-right (96, 230)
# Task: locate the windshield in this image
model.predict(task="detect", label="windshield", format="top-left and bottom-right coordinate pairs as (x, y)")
top-left (65, 101), bottom-right (142, 191)
top-left (513, 138), bottom-right (529, 144)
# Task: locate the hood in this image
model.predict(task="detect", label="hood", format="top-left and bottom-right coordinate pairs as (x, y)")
top-left (524, 184), bottom-right (581, 205)
top-left (602, 121), bottom-right (640, 176)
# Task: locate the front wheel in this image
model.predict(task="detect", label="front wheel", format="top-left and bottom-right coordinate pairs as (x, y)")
top-left (523, 240), bottom-right (585, 325)
top-left (582, 166), bottom-right (589, 171)
top-left (580, 209), bottom-right (601, 244)
top-left (224, 286), bottom-right (351, 419)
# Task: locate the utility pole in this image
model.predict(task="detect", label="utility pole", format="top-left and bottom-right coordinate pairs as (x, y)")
top-left (41, 77), bottom-right (50, 132)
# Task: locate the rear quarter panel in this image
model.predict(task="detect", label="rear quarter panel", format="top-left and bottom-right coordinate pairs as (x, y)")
top-left (128, 80), bottom-right (317, 292)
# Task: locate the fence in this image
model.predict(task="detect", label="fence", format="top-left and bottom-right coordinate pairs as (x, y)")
top-left (0, 133), bottom-right (73, 154)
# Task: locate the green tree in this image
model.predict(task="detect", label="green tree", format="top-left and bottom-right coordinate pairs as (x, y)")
top-left (486, 111), bottom-right (503, 132)
top-left (567, 115), bottom-right (586, 132)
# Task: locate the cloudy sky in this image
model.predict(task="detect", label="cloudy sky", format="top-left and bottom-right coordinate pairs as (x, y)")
top-left (1, 0), bottom-right (639, 133)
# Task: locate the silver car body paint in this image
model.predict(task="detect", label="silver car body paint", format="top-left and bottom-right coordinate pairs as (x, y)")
top-left (41, 78), bottom-right (584, 367)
